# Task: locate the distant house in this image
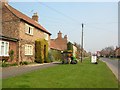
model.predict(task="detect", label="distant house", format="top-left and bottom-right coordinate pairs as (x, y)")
top-left (50, 32), bottom-right (78, 58)
top-left (1, 2), bottom-right (51, 63)
top-left (50, 31), bottom-right (67, 51)
top-left (115, 47), bottom-right (120, 58)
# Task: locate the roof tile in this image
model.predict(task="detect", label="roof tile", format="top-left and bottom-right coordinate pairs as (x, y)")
top-left (5, 3), bottom-right (51, 35)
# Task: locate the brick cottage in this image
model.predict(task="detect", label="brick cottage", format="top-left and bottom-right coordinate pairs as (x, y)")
top-left (0, 2), bottom-right (51, 63)
top-left (50, 31), bottom-right (67, 51)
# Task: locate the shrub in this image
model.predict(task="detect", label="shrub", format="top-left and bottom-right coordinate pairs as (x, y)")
top-left (10, 63), bottom-right (17, 66)
top-left (2, 63), bottom-right (8, 67)
top-left (20, 61), bottom-right (23, 65)
top-left (2, 59), bottom-right (8, 67)
top-left (35, 39), bottom-right (49, 63)
top-left (23, 61), bottom-right (28, 65)
top-left (9, 50), bottom-right (14, 61)
top-left (35, 40), bottom-right (43, 63)
top-left (67, 42), bottom-right (73, 52)
top-left (20, 61), bottom-right (28, 65)
top-left (48, 51), bottom-right (55, 62)
top-left (50, 49), bottom-right (62, 61)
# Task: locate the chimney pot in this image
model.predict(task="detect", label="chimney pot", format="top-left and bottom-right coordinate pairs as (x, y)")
top-left (32, 12), bottom-right (38, 22)
top-left (58, 31), bottom-right (62, 39)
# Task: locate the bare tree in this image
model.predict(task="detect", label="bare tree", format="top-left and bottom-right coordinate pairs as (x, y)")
top-left (100, 46), bottom-right (115, 57)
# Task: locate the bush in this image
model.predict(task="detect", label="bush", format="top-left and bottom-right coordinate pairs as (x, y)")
top-left (20, 61), bottom-right (23, 65)
top-left (9, 50), bottom-right (14, 61)
top-left (2, 63), bottom-right (8, 67)
top-left (35, 40), bottom-right (43, 63)
top-left (50, 49), bottom-right (62, 61)
top-left (10, 63), bottom-right (17, 66)
top-left (20, 61), bottom-right (28, 65)
top-left (67, 42), bottom-right (73, 52)
top-left (23, 61), bottom-right (28, 65)
top-left (2, 59), bottom-right (8, 67)
top-left (48, 51), bottom-right (55, 62)
top-left (35, 39), bottom-right (49, 63)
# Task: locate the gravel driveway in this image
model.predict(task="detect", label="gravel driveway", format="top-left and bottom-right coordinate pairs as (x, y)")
top-left (2, 62), bottom-right (60, 79)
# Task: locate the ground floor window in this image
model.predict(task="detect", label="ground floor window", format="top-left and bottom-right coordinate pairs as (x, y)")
top-left (25, 44), bottom-right (33, 55)
top-left (0, 40), bottom-right (9, 56)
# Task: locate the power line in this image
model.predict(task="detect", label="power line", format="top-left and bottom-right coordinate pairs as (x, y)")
top-left (39, 2), bottom-right (82, 25)
top-left (29, 2), bottom-right (118, 32)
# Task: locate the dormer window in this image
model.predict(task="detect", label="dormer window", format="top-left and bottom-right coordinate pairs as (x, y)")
top-left (25, 23), bottom-right (33, 35)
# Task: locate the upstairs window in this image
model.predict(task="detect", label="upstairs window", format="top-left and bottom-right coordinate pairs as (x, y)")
top-left (0, 40), bottom-right (9, 56)
top-left (25, 23), bottom-right (33, 35)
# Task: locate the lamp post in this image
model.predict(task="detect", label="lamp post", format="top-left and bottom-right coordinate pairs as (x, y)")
top-left (81, 23), bottom-right (84, 63)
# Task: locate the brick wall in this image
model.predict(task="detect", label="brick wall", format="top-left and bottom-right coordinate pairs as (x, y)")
top-left (2, 3), bottom-right (51, 62)
top-left (2, 3), bottom-right (20, 39)
top-left (51, 31), bottom-right (67, 51)
top-left (9, 40), bottom-right (18, 62)
top-left (0, 39), bottom-right (18, 63)
top-left (1, 3), bottom-right (20, 62)
top-left (18, 21), bottom-right (50, 62)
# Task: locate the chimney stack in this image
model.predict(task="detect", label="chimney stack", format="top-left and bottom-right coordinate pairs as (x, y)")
top-left (58, 31), bottom-right (62, 39)
top-left (64, 35), bottom-right (67, 40)
top-left (32, 13), bottom-right (38, 22)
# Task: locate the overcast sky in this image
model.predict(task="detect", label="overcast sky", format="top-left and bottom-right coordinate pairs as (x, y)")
top-left (9, 1), bottom-right (118, 53)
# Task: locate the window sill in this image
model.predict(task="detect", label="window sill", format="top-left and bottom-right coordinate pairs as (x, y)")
top-left (25, 54), bottom-right (33, 56)
top-left (25, 33), bottom-right (33, 36)
top-left (0, 55), bottom-right (9, 57)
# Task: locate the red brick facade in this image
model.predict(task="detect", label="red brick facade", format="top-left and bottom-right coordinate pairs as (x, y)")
top-left (50, 31), bottom-right (67, 51)
top-left (0, 36), bottom-right (18, 62)
top-left (1, 2), bottom-right (51, 63)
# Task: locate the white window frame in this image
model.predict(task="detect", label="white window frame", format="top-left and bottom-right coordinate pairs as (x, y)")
top-left (25, 23), bottom-right (33, 35)
top-left (0, 40), bottom-right (9, 56)
top-left (25, 44), bottom-right (33, 55)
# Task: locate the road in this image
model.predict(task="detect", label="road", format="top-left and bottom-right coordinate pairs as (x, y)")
top-left (100, 58), bottom-right (120, 81)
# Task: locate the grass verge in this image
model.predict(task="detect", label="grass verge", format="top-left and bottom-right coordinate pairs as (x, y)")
top-left (2, 58), bottom-right (118, 88)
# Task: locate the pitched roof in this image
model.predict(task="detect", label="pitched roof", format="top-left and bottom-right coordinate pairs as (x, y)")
top-left (4, 3), bottom-right (51, 35)
top-left (50, 40), bottom-right (62, 51)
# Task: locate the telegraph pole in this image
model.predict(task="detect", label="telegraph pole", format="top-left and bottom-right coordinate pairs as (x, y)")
top-left (81, 23), bottom-right (84, 63)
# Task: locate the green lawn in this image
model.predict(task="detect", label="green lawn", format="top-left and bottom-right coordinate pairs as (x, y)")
top-left (2, 58), bottom-right (118, 88)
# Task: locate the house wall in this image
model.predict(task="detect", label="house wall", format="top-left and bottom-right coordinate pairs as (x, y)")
top-left (9, 40), bottom-right (17, 62)
top-left (2, 3), bottom-right (51, 63)
top-left (52, 32), bottom-right (67, 51)
top-left (1, 3), bottom-right (20, 62)
top-left (2, 3), bottom-right (20, 39)
top-left (0, 39), bottom-right (18, 63)
top-left (115, 48), bottom-right (120, 58)
top-left (18, 21), bottom-right (50, 62)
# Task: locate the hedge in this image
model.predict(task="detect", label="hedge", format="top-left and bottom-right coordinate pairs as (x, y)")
top-left (35, 39), bottom-right (50, 63)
